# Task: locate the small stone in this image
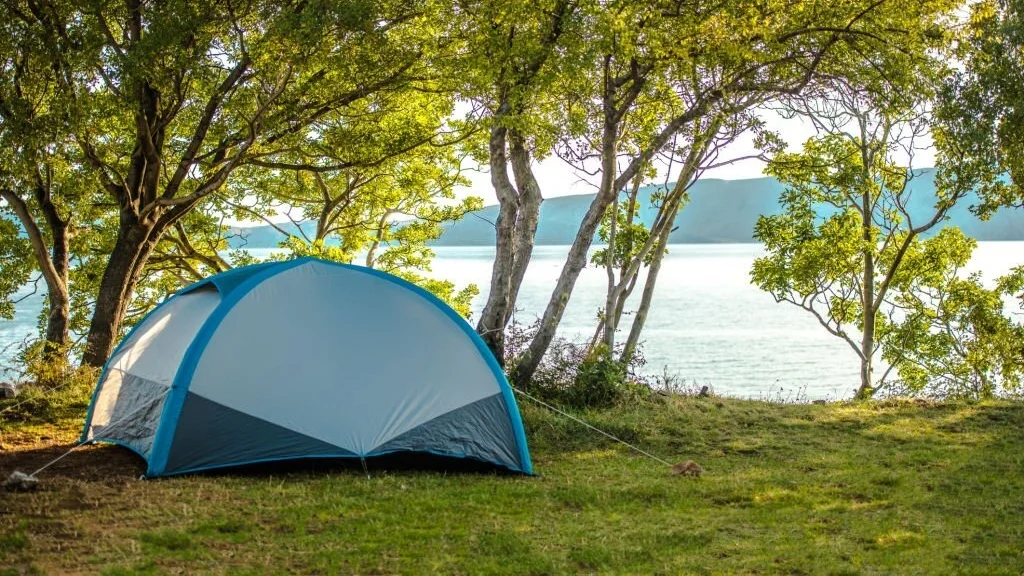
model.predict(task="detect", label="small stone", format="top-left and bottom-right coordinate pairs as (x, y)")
top-left (4, 471), bottom-right (39, 492)
top-left (0, 382), bottom-right (16, 399)
top-left (698, 385), bottom-right (710, 398)
top-left (812, 399), bottom-right (827, 405)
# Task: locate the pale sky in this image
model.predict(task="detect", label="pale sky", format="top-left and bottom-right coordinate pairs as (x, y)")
top-left (451, 109), bottom-right (937, 205)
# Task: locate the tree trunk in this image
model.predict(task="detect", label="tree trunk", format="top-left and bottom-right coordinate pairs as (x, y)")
top-left (476, 121), bottom-right (520, 364)
top-left (601, 193), bottom-right (619, 352)
top-left (621, 218), bottom-right (672, 363)
top-left (514, 89), bottom-right (619, 386)
top-left (505, 131), bottom-right (543, 323)
top-left (43, 223), bottom-right (70, 355)
top-left (514, 186), bottom-right (615, 386)
top-left (613, 115), bottom-right (724, 364)
top-left (857, 186), bottom-right (876, 399)
top-left (0, 185), bottom-right (71, 357)
top-left (82, 219), bottom-right (159, 367)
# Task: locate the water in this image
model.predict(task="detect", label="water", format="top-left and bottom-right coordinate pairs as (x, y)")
top-left (3, 242), bottom-right (1022, 399)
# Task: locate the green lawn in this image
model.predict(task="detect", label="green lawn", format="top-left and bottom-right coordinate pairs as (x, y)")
top-left (1, 390), bottom-right (1023, 574)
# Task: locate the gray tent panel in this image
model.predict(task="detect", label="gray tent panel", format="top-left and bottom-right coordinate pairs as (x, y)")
top-left (371, 393), bottom-right (522, 471)
top-left (85, 371), bottom-right (167, 459)
top-left (84, 286), bottom-right (222, 458)
top-left (163, 392), bottom-right (355, 475)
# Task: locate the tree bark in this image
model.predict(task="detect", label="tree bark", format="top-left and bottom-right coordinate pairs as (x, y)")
top-left (82, 218), bottom-right (160, 367)
top-left (621, 216), bottom-right (672, 363)
top-left (857, 181), bottom-right (876, 399)
top-left (43, 218), bottom-right (70, 354)
top-left (513, 180), bottom-right (615, 387)
top-left (475, 120), bottom-right (520, 365)
top-left (506, 130), bottom-right (543, 322)
top-left (513, 69), bottom-right (620, 386)
top-left (0, 184), bottom-right (71, 357)
top-left (601, 191), bottom-right (619, 352)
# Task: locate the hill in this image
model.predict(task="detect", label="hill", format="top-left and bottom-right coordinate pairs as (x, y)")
top-left (228, 169), bottom-right (1024, 248)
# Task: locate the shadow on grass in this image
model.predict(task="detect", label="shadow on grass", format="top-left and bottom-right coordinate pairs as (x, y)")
top-left (0, 442), bottom-right (523, 487)
top-left (0, 442), bottom-right (144, 485)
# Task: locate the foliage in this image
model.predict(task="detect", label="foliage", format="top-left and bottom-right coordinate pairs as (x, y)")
top-left (0, 349), bottom-right (95, 425)
top-left (505, 320), bottom-right (645, 408)
top-left (0, 218), bottom-right (32, 320)
top-left (752, 87), bottom-right (992, 398)
top-left (0, 0), bottom-right (460, 365)
top-left (883, 254), bottom-right (1024, 399)
top-left (935, 0), bottom-right (1024, 216)
top-left (591, 186), bottom-right (657, 272)
top-left (3, 397), bottom-right (1024, 573)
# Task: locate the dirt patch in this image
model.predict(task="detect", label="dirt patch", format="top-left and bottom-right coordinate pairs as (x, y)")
top-left (1, 442), bottom-right (145, 485)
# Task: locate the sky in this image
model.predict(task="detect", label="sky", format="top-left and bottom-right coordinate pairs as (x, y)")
top-left (451, 109), bottom-right (937, 206)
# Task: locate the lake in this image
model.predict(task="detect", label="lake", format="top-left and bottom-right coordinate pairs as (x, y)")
top-left (3, 242), bottom-right (1022, 400)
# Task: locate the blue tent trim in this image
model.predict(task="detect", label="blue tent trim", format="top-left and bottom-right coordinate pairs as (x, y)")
top-left (177, 260), bottom-right (279, 297)
top-left (147, 258), bottom-right (310, 476)
top-left (136, 257), bottom-right (532, 477)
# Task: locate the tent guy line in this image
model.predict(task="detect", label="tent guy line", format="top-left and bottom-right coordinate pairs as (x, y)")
top-left (511, 387), bottom-right (675, 467)
top-left (15, 394), bottom-right (165, 481)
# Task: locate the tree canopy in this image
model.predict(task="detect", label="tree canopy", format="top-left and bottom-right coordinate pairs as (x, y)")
top-left (1, 0), bottom-right (1021, 401)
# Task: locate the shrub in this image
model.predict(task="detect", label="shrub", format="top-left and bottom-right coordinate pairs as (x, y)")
top-left (503, 320), bottom-right (647, 409)
top-left (0, 340), bottom-right (96, 424)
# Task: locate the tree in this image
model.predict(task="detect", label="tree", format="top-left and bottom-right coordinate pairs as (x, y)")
top-left (513, 0), bottom-right (954, 388)
top-left (456, 0), bottom-right (585, 363)
top-left (751, 87), bottom-right (974, 398)
top-left (0, 159), bottom-right (78, 356)
top-left (586, 107), bottom-right (781, 363)
top-left (0, 17), bottom-right (103, 358)
top-left (223, 87), bottom-right (483, 317)
top-left (935, 0), bottom-right (1024, 217)
top-left (0, 0), bottom-right (447, 366)
top-left (880, 236), bottom-right (1024, 399)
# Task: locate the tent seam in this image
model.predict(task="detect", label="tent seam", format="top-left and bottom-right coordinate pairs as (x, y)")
top-left (147, 258), bottom-right (315, 476)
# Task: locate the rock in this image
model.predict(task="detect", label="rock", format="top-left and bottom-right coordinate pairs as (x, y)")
top-left (4, 471), bottom-right (39, 492)
top-left (0, 382), bottom-right (16, 399)
top-left (670, 460), bottom-right (704, 477)
top-left (812, 399), bottom-right (827, 405)
top-left (698, 385), bottom-right (710, 398)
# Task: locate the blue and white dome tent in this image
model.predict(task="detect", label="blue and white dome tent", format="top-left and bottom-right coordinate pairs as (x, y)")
top-left (80, 257), bottom-right (532, 477)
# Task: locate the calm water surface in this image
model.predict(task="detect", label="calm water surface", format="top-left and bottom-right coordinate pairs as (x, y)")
top-left (3, 242), bottom-right (1022, 400)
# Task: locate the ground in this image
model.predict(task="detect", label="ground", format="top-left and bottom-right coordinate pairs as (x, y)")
top-left (1, 390), bottom-right (1023, 575)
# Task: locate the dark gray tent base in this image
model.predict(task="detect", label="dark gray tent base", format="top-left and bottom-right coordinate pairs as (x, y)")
top-left (170, 452), bottom-right (528, 477)
top-left (151, 392), bottom-right (524, 477)
top-left (89, 442), bottom-right (529, 478)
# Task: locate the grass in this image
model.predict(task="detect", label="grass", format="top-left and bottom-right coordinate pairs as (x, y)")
top-left (1, 388), bottom-right (1023, 574)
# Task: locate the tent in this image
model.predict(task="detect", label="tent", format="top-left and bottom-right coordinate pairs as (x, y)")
top-left (81, 257), bottom-right (532, 477)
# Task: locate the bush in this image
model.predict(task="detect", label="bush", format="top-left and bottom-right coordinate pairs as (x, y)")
top-left (0, 340), bottom-right (96, 424)
top-left (503, 321), bottom-right (648, 409)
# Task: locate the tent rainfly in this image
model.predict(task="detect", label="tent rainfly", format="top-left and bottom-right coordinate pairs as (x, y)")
top-left (81, 257), bottom-right (532, 477)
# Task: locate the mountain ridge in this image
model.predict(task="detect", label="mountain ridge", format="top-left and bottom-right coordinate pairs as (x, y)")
top-left (228, 170), bottom-right (1024, 248)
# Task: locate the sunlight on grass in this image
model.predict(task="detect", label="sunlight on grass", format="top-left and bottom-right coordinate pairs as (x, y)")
top-left (1, 397), bottom-right (1022, 574)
